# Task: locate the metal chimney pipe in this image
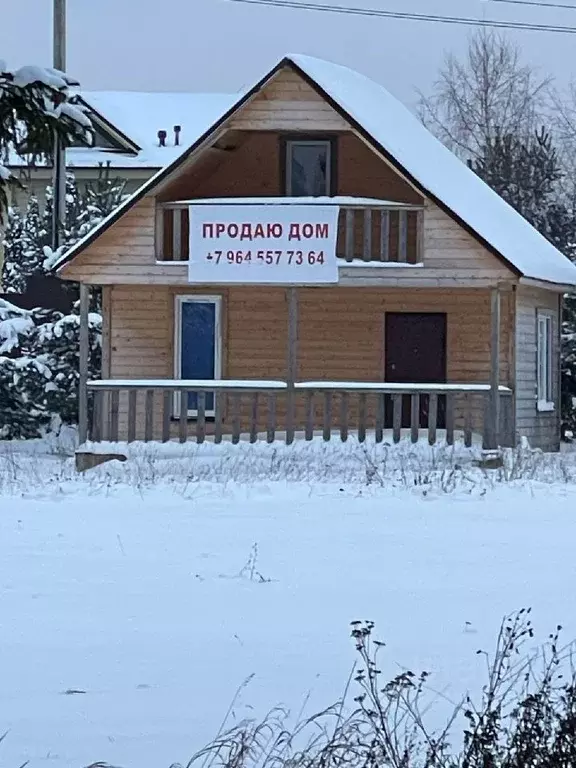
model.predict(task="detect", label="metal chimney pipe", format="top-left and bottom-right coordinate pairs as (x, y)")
top-left (158, 130), bottom-right (167, 147)
top-left (174, 125), bottom-right (181, 146)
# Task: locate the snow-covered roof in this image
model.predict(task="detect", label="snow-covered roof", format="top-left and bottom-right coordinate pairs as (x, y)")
top-left (288, 54), bottom-right (576, 287)
top-left (9, 90), bottom-right (237, 170)
top-left (56, 54), bottom-right (576, 287)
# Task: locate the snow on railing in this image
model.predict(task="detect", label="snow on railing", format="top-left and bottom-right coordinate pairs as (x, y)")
top-left (86, 379), bottom-right (513, 449)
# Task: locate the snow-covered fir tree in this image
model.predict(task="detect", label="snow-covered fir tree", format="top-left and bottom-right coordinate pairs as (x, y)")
top-left (1, 205), bottom-right (25, 292)
top-left (0, 299), bottom-right (53, 438)
top-left (0, 299), bottom-right (101, 438)
top-left (2, 165), bottom-right (125, 291)
top-left (35, 305), bottom-right (102, 427)
top-left (0, 61), bottom-right (91, 217)
top-left (467, 128), bottom-right (569, 238)
top-left (78, 163), bottom-right (126, 235)
top-left (0, 164), bottom-right (124, 438)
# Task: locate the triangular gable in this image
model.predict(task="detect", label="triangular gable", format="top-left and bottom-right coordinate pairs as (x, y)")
top-left (56, 54), bottom-right (576, 287)
top-left (74, 96), bottom-right (142, 154)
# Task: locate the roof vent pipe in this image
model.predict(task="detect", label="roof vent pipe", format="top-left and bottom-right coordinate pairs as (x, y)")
top-left (174, 125), bottom-right (181, 146)
top-left (157, 129), bottom-right (167, 147)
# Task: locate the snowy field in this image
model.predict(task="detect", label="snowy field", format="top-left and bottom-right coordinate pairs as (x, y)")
top-left (2, 435), bottom-right (576, 767)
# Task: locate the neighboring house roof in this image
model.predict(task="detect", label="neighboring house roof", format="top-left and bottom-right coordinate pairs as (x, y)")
top-left (56, 54), bottom-right (576, 287)
top-left (8, 91), bottom-right (237, 170)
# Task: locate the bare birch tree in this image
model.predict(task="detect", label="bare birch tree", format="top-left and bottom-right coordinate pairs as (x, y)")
top-left (418, 28), bottom-right (551, 161)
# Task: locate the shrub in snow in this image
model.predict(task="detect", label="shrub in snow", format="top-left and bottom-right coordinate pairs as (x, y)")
top-left (0, 299), bottom-right (101, 439)
top-left (185, 612), bottom-right (576, 768)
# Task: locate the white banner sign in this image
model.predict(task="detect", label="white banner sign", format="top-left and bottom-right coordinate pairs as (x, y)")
top-left (188, 204), bottom-right (340, 284)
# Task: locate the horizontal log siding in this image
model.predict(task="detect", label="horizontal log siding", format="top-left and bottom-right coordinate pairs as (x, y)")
top-left (515, 285), bottom-right (561, 451)
top-left (62, 197), bottom-right (157, 282)
top-left (230, 68), bottom-right (350, 132)
top-left (103, 285), bottom-right (510, 440)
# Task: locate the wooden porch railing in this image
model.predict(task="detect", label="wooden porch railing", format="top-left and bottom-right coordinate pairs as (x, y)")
top-left (86, 380), bottom-right (514, 448)
top-left (157, 202), bottom-right (424, 264)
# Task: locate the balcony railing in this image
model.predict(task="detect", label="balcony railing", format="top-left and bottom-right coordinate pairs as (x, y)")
top-left (156, 200), bottom-right (424, 264)
top-left (86, 380), bottom-right (514, 448)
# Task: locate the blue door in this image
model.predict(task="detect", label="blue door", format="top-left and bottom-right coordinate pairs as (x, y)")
top-left (179, 299), bottom-right (218, 412)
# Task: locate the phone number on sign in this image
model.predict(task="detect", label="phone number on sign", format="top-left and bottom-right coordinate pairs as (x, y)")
top-left (205, 249), bottom-right (326, 266)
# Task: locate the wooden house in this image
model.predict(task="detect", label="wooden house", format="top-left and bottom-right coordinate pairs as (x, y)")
top-left (55, 54), bottom-right (576, 453)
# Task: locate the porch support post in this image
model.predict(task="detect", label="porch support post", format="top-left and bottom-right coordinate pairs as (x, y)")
top-left (486, 285), bottom-right (501, 450)
top-left (78, 283), bottom-right (90, 445)
top-left (287, 286), bottom-right (298, 385)
top-left (286, 287), bottom-right (298, 444)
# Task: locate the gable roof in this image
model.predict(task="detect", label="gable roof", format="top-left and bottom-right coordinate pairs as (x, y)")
top-left (8, 90), bottom-right (236, 170)
top-left (56, 54), bottom-right (576, 287)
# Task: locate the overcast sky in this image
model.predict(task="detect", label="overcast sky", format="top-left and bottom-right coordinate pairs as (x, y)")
top-left (2, 0), bottom-right (576, 106)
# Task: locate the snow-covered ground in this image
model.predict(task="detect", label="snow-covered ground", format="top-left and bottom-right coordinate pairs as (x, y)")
top-left (2, 436), bottom-right (576, 767)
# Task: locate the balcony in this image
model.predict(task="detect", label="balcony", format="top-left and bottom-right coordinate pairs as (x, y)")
top-left (156, 197), bottom-right (424, 264)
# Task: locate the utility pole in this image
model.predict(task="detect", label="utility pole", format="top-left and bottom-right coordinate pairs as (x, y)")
top-left (52, 0), bottom-right (66, 250)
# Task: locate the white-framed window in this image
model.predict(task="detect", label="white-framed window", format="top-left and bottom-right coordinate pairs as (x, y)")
top-left (285, 139), bottom-right (332, 196)
top-left (536, 310), bottom-right (554, 412)
top-left (174, 295), bottom-right (222, 417)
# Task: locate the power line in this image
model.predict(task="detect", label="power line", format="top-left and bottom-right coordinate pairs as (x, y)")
top-left (227, 0), bottom-right (576, 32)
top-left (490, 0), bottom-right (576, 11)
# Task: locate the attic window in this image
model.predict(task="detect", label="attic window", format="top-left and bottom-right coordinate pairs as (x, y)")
top-left (285, 139), bottom-right (333, 196)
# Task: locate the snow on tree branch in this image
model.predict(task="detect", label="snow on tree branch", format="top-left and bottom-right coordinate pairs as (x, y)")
top-left (0, 58), bottom-right (93, 220)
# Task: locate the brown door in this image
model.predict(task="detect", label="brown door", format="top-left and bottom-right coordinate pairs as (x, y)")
top-left (384, 313), bottom-right (447, 428)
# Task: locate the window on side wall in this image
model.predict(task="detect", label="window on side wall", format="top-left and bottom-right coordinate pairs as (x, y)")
top-left (537, 311), bottom-right (554, 411)
top-left (285, 139), bottom-right (332, 197)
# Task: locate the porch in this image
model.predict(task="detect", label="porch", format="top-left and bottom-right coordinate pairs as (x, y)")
top-left (77, 280), bottom-right (512, 451)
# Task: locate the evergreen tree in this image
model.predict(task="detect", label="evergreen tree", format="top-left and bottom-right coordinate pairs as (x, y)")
top-left (0, 299), bottom-right (101, 438)
top-left (22, 194), bottom-right (50, 275)
top-left (35, 306), bottom-right (102, 426)
top-left (0, 61), bottom-right (91, 218)
top-left (78, 162), bottom-right (127, 237)
top-left (2, 167), bottom-right (126, 292)
top-left (0, 165), bottom-right (124, 438)
top-left (2, 193), bottom-right (51, 292)
top-left (0, 299), bottom-right (51, 438)
top-left (468, 128), bottom-right (567, 236)
top-left (1, 206), bottom-right (25, 292)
